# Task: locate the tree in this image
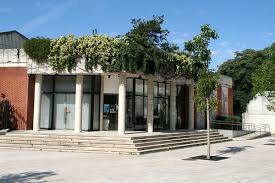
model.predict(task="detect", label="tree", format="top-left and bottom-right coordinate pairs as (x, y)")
top-left (252, 44), bottom-right (275, 111)
top-left (184, 24), bottom-right (219, 159)
top-left (218, 48), bottom-right (269, 116)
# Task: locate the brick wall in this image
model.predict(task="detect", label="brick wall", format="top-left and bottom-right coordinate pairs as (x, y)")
top-left (0, 67), bottom-right (34, 130)
top-left (216, 85), bottom-right (222, 117)
top-left (228, 87), bottom-right (233, 116)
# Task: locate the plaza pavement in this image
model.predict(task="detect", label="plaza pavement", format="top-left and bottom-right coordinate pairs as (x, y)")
top-left (0, 136), bottom-right (275, 183)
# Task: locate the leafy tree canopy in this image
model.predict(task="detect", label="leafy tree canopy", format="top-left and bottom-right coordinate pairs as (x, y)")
top-left (252, 44), bottom-right (275, 111)
top-left (218, 44), bottom-right (274, 116)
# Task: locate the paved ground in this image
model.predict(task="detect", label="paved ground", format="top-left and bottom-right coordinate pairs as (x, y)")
top-left (0, 137), bottom-right (275, 183)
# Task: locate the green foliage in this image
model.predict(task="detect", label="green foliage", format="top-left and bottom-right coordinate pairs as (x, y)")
top-left (218, 45), bottom-right (272, 116)
top-left (193, 70), bottom-right (219, 112)
top-left (23, 37), bottom-right (51, 63)
top-left (226, 115), bottom-right (241, 122)
top-left (22, 16), bottom-right (213, 85)
top-left (252, 52), bottom-right (275, 111)
top-left (49, 35), bottom-right (79, 72)
top-left (183, 24), bottom-right (219, 112)
top-left (184, 24), bottom-right (218, 80)
top-left (77, 35), bottom-right (122, 72)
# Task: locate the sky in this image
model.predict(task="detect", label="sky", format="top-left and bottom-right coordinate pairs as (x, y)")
top-left (1, 0), bottom-right (275, 69)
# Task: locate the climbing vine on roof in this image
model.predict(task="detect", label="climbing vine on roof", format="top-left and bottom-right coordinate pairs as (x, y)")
top-left (23, 16), bottom-right (216, 80)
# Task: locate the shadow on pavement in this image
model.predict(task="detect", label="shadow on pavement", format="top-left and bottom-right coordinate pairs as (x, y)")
top-left (218, 146), bottom-right (254, 155)
top-left (183, 155), bottom-right (229, 161)
top-left (0, 171), bottom-right (57, 183)
top-left (183, 146), bottom-right (254, 161)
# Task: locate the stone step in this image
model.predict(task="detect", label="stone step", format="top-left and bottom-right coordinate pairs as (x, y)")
top-left (134, 134), bottom-right (224, 146)
top-left (0, 140), bottom-right (136, 148)
top-left (136, 137), bottom-right (229, 150)
top-left (0, 138), bottom-right (230, 155)
top-left (0, 137), bottom-right (134, 145)
top-left (130, 131), bottom-right (219, 140)
top-left (4, 134), bottom-right (131, 141)
top-left (0, 131), bottom-right (230, 155)
top-left (0, 143), bottom-right (138, 153)
top-left (0, 146), bottom-right (139, 155)
top-left (132, 133), bottom-right (222, 143)
top-left (0, 135), bottom-right (224, 148)
top-left (138, 139), bottom-right (232, 154)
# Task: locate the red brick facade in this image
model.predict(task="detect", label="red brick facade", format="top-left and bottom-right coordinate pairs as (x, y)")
top-left (216, 85), bottom-right (222, 117)
top-left (228, 87), bottom-right (233, 116)
top-left (0, 67), bottom-right (34, 130)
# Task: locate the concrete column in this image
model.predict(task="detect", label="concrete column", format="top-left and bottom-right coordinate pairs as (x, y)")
top-left (74, 75), bottom-right (83, 133)
top-left (170, 81), bottom-right (177, 131)
top-left (118, 74), bottom-right (126, 135)
top-left (147, 76), bottom-right (154, 133)
top-left (99, 75), bottom-right (104, 131)
top-left (33, 74), bottom-right (43, 132)
top-left (188, 84), bottom-right (195, 130)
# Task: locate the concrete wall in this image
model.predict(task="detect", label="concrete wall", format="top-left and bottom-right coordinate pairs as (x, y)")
top-left (242, 95), bottom-right (275, 134)
top-left (103, 74), bottom-right (119, 94)
top-left (0, 49), bottom-right (28, 67)
top-left (217, 129), bottom-right (249, 138)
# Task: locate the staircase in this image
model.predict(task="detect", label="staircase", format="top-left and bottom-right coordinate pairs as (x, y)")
top-left (0, 131), bottom-right (231, 155)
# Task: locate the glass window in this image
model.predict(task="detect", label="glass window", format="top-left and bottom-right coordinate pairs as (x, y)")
top-left (92, 76), bottom-right (101, 93)
top-left (55, 76), bottom-right (76, 93)
top-left (127, 78), bottom-right (133, 93)
top-left (135, 96), bottom-right (143, 119)
top-left (144, 80), bottom-right (148, 96)
top-left (166, 83), bottom-right (170, 96)
top-left (154, 82), bottom-right (158, 97)
top-left (42, 76), bottom-right (53, 93)
top-left (159, 83), bottom-right (165, 96)
top-left (135, 79), bottom-right (143, 95)
top-left (83, 76), bottom-right (92, 93)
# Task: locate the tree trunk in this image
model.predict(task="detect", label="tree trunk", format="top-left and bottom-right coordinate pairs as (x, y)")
top-left (206, 98), bottom-right (211, 159)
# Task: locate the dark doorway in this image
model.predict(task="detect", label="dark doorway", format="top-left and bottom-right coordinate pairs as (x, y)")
top-left (176, 85), bottom-right (189, 129)
top-left (103, 95), bottom-right (118, 130)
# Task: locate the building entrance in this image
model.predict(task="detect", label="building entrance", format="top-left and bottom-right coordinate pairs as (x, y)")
top-left (103, 95), bottom-right (118, 130)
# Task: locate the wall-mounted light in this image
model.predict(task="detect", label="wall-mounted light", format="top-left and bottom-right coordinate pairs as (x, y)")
top-left (108, 75), bottom-right (111, 78)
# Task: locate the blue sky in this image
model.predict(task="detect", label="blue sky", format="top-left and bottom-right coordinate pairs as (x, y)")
top-left (1, 0), bottom-right (275, 69)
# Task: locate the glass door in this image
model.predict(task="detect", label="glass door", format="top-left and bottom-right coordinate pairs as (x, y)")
top-left (54, 94), bottom-right (75, 130)
top-left (103, 95), bottom-right (118, 130)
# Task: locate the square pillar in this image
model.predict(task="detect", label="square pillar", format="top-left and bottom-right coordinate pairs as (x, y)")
top-left (74, 74), bottom-right (83, 133)
top-left (188, 84), bottom-right (195, 130)
top-left (33, 74), bottom-right (43, 132)
top-left (99, 75), bottom-right (104, 131)
top-left (170, 81), bottom-right (177, 131)
top-left (118, 74), bottom-right (126, 135)
top-left (147, 76), bottom-right (154, 133)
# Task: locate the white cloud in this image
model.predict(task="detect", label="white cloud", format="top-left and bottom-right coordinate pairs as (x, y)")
top-left (264, 32), bottom-right (273, 37)
top-left (19, 1), bottom-right (73, 34)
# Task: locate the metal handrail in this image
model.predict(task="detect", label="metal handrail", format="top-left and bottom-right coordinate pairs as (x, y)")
top-left (211, 120), bottom-right (270, 133)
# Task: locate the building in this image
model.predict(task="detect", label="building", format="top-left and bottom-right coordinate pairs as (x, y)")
top-left (242, 94), bottom-right (275, 134)
top-left (0, 31), bottom-right (233, 134)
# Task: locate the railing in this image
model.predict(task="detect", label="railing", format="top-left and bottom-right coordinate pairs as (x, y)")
top-left (211, 120), bottom-right (270, 133)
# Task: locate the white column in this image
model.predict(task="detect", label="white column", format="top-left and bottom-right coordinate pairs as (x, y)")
top-left (147, 76), bottom-right (154, 133)
top-left (188, 84), bottom-right (195, 130)
top-left (118, 74), bottom-right (126, 134)
top-left (99, 75), bottom-right (104, 131)
top-left (74, 74), bottom-right (83, 133)
top-left (33, 74), bottom-right (43, 132)
top-left (170, 81), bottom-right (177, 131)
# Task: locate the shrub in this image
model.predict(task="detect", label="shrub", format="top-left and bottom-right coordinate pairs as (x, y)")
top-left (23, 37), bottom-right (51, 63)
